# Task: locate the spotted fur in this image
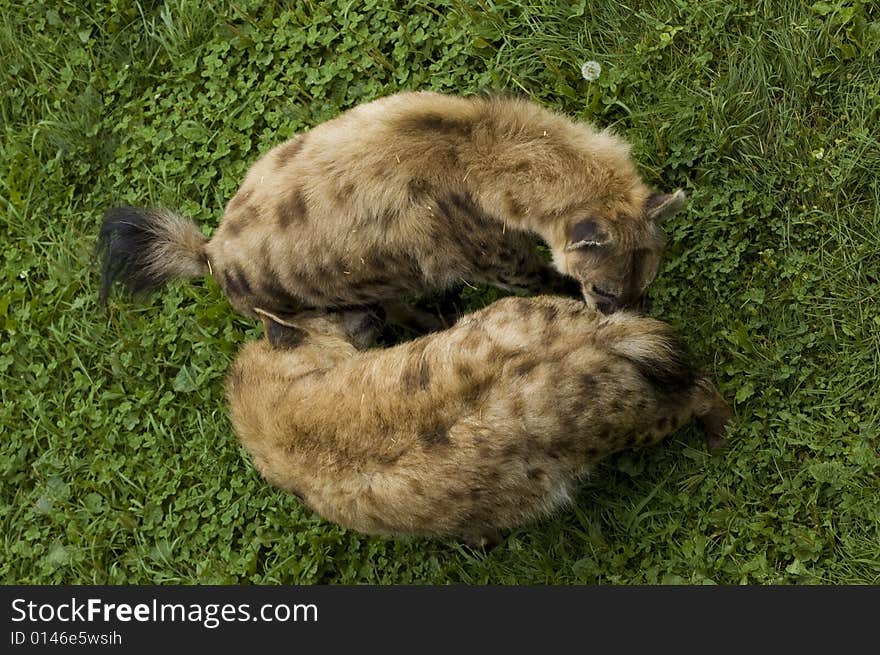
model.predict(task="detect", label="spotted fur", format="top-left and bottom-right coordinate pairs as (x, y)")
top-left (227, 296), bottom-right (732, 543)
top-left (98, 91), bottom-right (686, 320)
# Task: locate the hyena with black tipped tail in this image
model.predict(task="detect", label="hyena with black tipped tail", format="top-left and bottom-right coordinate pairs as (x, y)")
top-left (226, 296), bottom-right (732, 545)
top-left (98, 91), bottom-right (686, 325)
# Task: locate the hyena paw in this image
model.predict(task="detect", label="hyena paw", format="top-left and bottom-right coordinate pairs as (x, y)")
top-left (461, 528), bottom-right (502, 550)
top-left (702, 401), bottom-right (734, 451)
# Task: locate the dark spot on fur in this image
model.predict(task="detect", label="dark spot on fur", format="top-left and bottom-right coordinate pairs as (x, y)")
top-left (526, 467), bottom-right (544, 481)
top-left (448, 488), bottom-right (467, 502)
top-left (656, 417), bottom-right (669, 432)
top-left (398, 112), bottom-right (474, 136)
top-left (547, 437), bottom-right (575, 460)
top-left (401, 357), bottom-right (431, 391)
top-left (513, 299), bottom-right (532, 317)
top-left (624, 433), bottom-right (637, 448)
top-left (515, 360), bottom-right (538, 377)
top-left (278, 187), bottom-right (308, 229)
top-left (401, 342), bottom-right (431, 391)
top-left (559, 412), bottom-right (579, 437)
top-left (433, 191), bottom-right (498, 248)
top-left (449, 192), bottom-right (474, 215)
top-left (456, 362), bottom-right (474, 379)
top-left (469, 486), bottom-right (486, 502)
top-left (223, 217), bottom-right (243, 238)
top-left (462, 377), bottom-right (491, 406)
top-left (276, 137), bottom-right (306, 167)
top-left (338, 181), bottom-right (355, 201)
top-left (541, 304), bottom-right (559, 323)
top-left (407, 178), bottom-right (431, 202)
top-left (266, 320), bottom-right (306, 350)
top-left (305, 285), bottom-right (324, 299)
top-left (260, 274), bottom-right (305, 314)
top-left (505, 192), bottom-right (526, 218)
top-left (223, 267), bottom-right (253, 297)
top-left (420, 426), bottom-right (450, 447)
top-left (510, 395), bottom-right (526, 418)
top-left (489, 347), bottom-right (515, 366)
top-left (222, 270), bottom-right (239, 295)
top-left (581, 373), bottom-right (597, 389)
top-left (258, 240), bottom-right (271, 261)
top-left (476, 441), bottom-right (493, 460)
top-left (408, 478), bottom-right (424, 495)
top-left (377, 211), bottom-right (398, 230)
top-left (501, 443), bottom-right (523, 460)
top-left (367, 253), bottom-right (389, 274)
top-left (377, 451), bottom-right (404, 466)
top-left (585, 447), bottom-right (601, 459)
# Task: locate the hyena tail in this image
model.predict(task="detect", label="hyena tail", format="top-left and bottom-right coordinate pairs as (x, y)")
top-left (606, 317), bottom-right (696, 398)
top-left (97, 206), bottom-right (209, 303)
top-left (606, 316), bottom-right (732, 449)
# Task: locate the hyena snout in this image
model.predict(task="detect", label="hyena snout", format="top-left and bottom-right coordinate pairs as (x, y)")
top-left (586, 285), bottom-right (651, 315)
top-left (590, 284), bottom-right (622, 314)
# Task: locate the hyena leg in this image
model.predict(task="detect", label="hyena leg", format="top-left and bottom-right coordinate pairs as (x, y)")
top-left (694, 379), bottom-right (733, 449)
top-left (641, 379), bottom-right (732, 451)
top-left (460, 528), bottom-right (502, 550)
top-left (533, 265), bottom-right (584, 299)
top-left (473, 243), bottom-right (582, 299)
top-left (381, 284), bottom-right (468, 334)
top-left (381, 299), bottom-right (444, 334)
top-left (690, 379), bottom-right (734, 450)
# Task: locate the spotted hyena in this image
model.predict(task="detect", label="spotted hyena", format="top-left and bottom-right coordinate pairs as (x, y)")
top-left (98, 91), bottom-right (686, 325)
top-left (226, 295), bottom-right (732, 545)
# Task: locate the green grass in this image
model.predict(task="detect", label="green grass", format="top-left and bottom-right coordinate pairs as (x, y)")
top-left (1, 0), bottom-right (878, 584)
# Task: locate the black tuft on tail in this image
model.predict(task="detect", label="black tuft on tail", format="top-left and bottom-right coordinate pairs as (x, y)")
top-left (630, 333), bottom-right (696, 398)
top-left (611, 323), bottom-right (697, 399)
top-left (97, 206), bottom-right (208, 304)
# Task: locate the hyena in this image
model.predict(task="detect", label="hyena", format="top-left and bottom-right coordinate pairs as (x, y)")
top-left (98, 91), bottom-right (686, 325)
top-left (227, 296), bottom-right (732, 545)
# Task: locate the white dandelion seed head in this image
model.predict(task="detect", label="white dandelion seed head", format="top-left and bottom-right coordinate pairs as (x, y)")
top-left (581, 60), bottom-right (601, 81)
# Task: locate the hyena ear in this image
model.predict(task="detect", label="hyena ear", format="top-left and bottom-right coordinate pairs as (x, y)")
top-left (646, 189), bottom-right (686, 223)
top-left (566, 219), bottom-right (608, 250)
top-left (265, 320), bottom-right (306, 350)
top-left (255, 308), bottom-right (306, 350)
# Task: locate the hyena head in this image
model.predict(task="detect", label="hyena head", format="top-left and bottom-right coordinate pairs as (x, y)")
top-left (256, 307), bottom-right (382, 353)
top-left (558, 189), bottom-right (686, 314)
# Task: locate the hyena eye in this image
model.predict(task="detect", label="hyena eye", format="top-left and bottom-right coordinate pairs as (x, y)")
top-left (567, 219), bottom-right (608, 250)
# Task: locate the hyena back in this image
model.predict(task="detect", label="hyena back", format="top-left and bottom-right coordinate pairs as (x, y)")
top-left (227, 296), bottom-right (732, 544)
top-left (99, 91), bottom-right (686, 321)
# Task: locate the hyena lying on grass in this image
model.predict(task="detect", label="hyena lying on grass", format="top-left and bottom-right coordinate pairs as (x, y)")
top-left (98, 91), bottom-right (686, 325)
top-left (227, 296), bottom-right (732, 545)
